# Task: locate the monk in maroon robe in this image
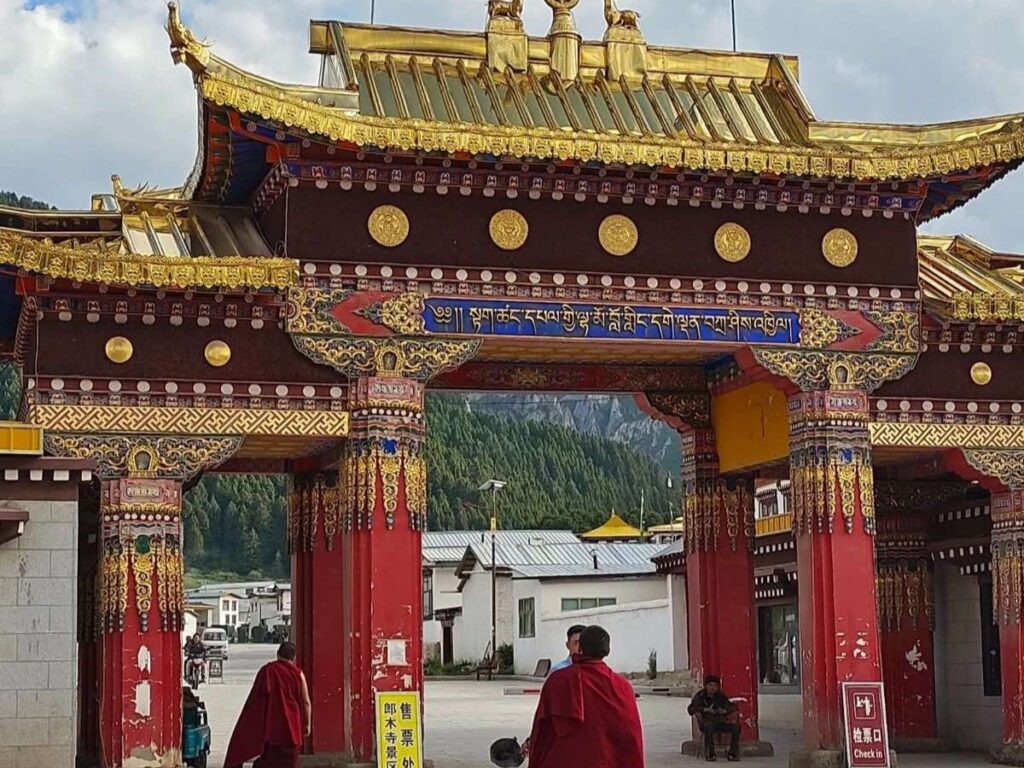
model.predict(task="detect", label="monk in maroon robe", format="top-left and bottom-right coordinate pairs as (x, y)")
top-left (225, 642), bottom-right (311, 768)
top-left (527, 625), bottom-right (645, 768)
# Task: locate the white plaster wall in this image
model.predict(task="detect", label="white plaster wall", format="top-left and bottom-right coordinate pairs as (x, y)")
top-left (534, 575), bottom-right (666, 614)
top-left (933, 562), bottom-right (1002, 751)
top-left (0, 500), bottom-right (79, 768)
top-left (512, 580), bottom-right (673, 676)
top-left (452, 569), bottom-right (514, 663)
top-left (667, 574), bottom-right (688, 672)
top-left (423, 566), bottom-right (461, 651)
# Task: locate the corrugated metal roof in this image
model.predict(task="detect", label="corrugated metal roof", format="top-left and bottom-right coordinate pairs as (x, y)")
top-left (423, 530), bottom-right (578, 548)
top-left (511, 563), bottom-right (657, 579)
top-left (463, 541), bottom-right (666, 572)
top-left (653, 539), bottom-right (686, 560)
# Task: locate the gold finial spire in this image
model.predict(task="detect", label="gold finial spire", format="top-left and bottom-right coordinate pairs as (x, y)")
top-left (544, 0), bottom-right (581, 81)
top-left (166, 2), bottom-right (211, 72)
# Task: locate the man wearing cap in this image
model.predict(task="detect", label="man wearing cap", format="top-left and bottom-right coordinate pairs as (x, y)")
top-left (687, 675), bottom-right (740, 762)
top-left (549, 624), bottom-right (586, 675)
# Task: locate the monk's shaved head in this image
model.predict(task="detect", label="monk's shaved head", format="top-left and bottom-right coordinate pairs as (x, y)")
top-left (579, 625), bottom-right (610, 659)
top-left (278, 641), bottom-right (297, 661)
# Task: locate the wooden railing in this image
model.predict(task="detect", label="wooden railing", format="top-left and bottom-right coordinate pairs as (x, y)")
top-left (754, 512), bottom-right (793, 538)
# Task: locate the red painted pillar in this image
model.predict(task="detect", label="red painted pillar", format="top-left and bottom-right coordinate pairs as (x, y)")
top-left (97, 477), bottom-right (185, 768)
top-left (290, 472), bottom-right (346, 757)
top-left (682, 428), bottom-right (770, 753)
top-left (991, 489), bottom-right (1024, 763)
top-left (342, 376), bottom-right (426, 762)
top-left (876, 514), bottom-right (937, 742)
top-left (789, 390), bottom-right (886, 755)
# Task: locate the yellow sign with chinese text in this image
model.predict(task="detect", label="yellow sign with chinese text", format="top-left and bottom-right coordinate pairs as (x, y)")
top-left (375, 691), bottom-right (423, 768)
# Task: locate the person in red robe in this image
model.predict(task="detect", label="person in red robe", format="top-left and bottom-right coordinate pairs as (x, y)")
top-left (527, 624), bottom-right (645, 768)
top-left (225, 642), bottom-right (311, 768)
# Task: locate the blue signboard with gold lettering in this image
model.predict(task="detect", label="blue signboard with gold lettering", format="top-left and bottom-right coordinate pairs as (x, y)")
top-left (423, 298), bottom-right (800, 345)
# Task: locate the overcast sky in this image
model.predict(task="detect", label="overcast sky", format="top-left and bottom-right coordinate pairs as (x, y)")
top-left (4, 0), bottom-right (1024, 249)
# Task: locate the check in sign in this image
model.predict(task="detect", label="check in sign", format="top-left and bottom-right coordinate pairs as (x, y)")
top-left (375, 691), bottom-right (422, 768)
top-left (842, 682), bottom-right (890, 768)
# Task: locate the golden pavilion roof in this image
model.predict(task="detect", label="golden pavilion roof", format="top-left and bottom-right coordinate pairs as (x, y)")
top-left (918, 234), bottom-right (1024, 323)
top-left (168, 3), bottom-right (1024, 194)
top-left (579, 511), bottom-right (643, 540)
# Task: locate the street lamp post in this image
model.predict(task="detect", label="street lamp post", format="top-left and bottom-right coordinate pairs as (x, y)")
top-left (479, 479), bottom-right (507, 664)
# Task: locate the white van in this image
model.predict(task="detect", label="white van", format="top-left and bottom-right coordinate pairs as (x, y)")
top-left (202, 628), bottom-right (229, 660)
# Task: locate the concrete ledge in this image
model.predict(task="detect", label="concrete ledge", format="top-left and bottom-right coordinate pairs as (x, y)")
top-left (891, 736), bottom-right (952, 753)
top-left (682, 739), bottom-right (775, 758)
top-left (788, 749), bottom-right (897, 768)
top-left (994, 742), bottom-right (1024, 765)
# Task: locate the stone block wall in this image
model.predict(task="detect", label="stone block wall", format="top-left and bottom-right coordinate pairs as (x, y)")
top-left (0, 499), bottom-right (79, 768)
top-left (933, 562), bottom-right (1002, 751)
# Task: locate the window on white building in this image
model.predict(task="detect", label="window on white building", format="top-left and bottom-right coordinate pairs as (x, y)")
top-left (560, 597), bottom-right (616, 612)
top-left (423, 572), bottom-right (434, 620)
top-left (518, 598), bottom-right (535, 638)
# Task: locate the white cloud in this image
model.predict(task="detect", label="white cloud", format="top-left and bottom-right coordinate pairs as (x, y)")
top-left (3, 0), bottom-right (1024, 250)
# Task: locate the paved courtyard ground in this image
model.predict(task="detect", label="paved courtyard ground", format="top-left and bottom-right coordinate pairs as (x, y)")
top-left (199, 645), bottom-right (993, 767)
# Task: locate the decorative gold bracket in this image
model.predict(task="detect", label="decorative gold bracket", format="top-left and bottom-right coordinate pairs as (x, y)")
top-left (751, 348), bottom-right (918, 393)
top-left (45, 434), bottom-right (242, 480)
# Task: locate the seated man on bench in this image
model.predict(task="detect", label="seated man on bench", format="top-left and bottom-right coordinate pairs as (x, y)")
top-left (686, 675), bottom-right (740, 762)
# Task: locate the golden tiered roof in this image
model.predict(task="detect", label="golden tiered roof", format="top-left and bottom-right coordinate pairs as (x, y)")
top-left (168, 2), bottom-right (1024, 186)
top-left (579, 511), bottom-right (643, 541)
top-left (918, 235), bottom-right (1024, 322)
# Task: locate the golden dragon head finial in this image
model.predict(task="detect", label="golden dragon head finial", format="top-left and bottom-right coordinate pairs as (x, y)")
top-left (166, 2), bottom-right (211, 72)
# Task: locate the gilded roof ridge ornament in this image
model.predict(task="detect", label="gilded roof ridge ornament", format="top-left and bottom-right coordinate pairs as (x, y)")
top-left (545, 0), bottom-right (581, 81)
top-left (167, 1), bottom-right (211, 73)
top-left (486, 0), bottom-right (527, 72)
top-left (603, 0), bottom-right (646, 80)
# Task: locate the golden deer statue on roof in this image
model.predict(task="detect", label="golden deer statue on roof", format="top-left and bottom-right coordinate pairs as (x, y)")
top-left (488, 0), bottom-right (524, 20)
top-left (604, 0), bottom-right (641, 29)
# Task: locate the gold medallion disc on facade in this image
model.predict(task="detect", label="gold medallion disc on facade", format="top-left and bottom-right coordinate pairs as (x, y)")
top-left (105, 336), bottom-right (134, 364)
top-left (368, 205), bottom-right (410, 248)
top-left (489, 209), bottom-right (529, 251)
top-left (204, 340), bottom-right (231, 368)
top-left (822, 228), bottom-right (858, 267)
top-left (598, 214), bottom-right (639, 256)
top-left (714, 223), bottom-right (751, 263)
top-left (971, 362), bottom-right (993, 386)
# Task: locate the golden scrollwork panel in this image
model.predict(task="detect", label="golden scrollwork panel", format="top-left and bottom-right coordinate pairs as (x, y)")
top-left (29, 405), bottom-right (350, 439)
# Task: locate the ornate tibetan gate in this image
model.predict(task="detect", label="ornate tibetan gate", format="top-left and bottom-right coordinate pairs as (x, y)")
top-left (6, 2), bottom-right (1024, 766)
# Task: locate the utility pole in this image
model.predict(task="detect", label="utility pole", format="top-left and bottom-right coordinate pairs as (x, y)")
top-left (640, 488), bottom-right (645, 539)
top-left (479, 480), bottom-right (507, 663)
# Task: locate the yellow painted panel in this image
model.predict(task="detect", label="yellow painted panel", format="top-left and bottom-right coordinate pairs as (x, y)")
top-left (0, 423), bottom-right (44, 456)
top-left (712, 381), bottom-right (789, 472)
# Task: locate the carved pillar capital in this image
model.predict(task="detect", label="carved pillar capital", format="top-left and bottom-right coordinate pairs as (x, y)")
top-left (752, 348), bottom-right (917, 393)
top-left (788, 390), bottom-right (875, 535)
top-left (343, 376), bottom-right (426, 531)
top-left (44, 433), bottom-right (242, 481)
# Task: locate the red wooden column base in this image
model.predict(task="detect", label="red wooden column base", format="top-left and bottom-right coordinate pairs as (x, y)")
top-left (290, 472), bottom-right (346, 758)
top-left (97, 477), bottom-right (186, 768)
top-left (789, 391), bottom-right (887, 759)
top-left (678, 429), bottom-right (773, 758)
top-left (991, 490), bottom-right (1024, 765)
top-left (343, 376), bottom-right (427, 763)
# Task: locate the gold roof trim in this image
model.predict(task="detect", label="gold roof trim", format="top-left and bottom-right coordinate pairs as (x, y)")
top-left (0, 229), bottom-right (297, 290)
top-left (173, 7), bottom-right (1024, 181)
top-left (918, 234), bottom-right (1024, 322)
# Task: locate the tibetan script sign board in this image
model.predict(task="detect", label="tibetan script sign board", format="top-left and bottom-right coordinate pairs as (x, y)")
top-left (842, 682), bottom-right (891, 768)
top-left (424, 298), bottom-right (800, 344)
top-left (376, 691), bottom-right (422, 768)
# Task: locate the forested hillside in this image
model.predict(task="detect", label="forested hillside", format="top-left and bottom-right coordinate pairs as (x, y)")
top-left (426, 394), bottom-right (678, 531)
top-left (0, 191), bottom-right (54, 210)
